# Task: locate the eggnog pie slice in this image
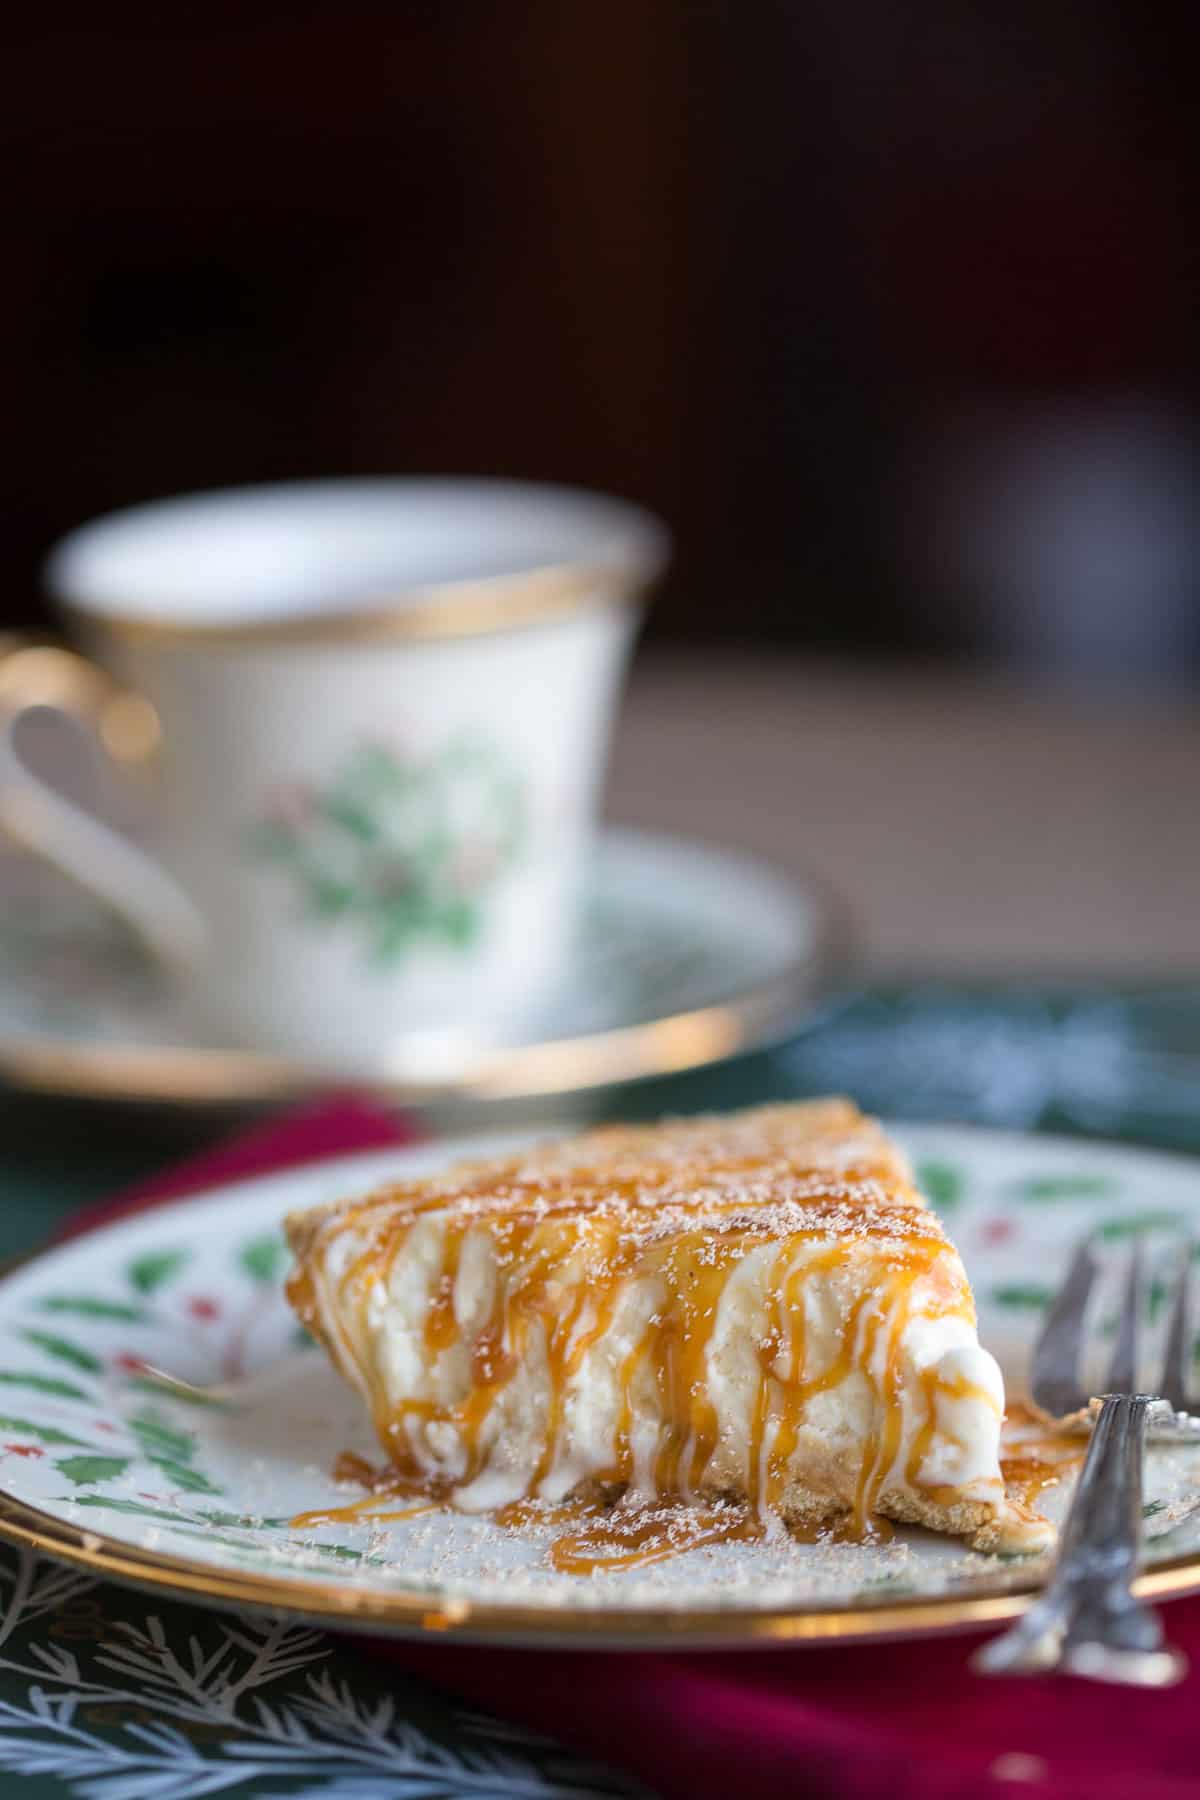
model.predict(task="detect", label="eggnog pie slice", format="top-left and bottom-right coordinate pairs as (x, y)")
top-left (286, 1099), bottom-right (1050, 1553)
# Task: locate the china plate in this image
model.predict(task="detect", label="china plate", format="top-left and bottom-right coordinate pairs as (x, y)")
top-left (0, 829), bottom-right (840, 1109)
top-left (1, 1124), bottom-right (1199, 1649)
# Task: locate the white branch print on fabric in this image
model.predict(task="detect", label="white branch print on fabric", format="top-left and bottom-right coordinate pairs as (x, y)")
top-left (0, 1548), bottom-right (647, 1800)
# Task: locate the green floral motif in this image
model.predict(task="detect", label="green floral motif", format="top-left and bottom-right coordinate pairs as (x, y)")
top-left (1099, 1210), bottom-right (1186, 1239)
top-left (18, 1330), bottom-right (102, 1374)
top-left (0, 1371), bottom-right (92, 1401)
top-left (67, 1496), bottom-right (287, 1528)
top-left (0, 1416), bottom-right (90, 1448)
top-left (127, 1249), bottom-right (189, 1294)
top-left (239, 1232), bottom-right (287, 1285)
top-left (146, 1458), bottom-right (221, 1495)
top-left (916, 1159), bottom-right (964, 1212)
top-left (62, 1496), bottom-right (385, 1569)
top-left (127, 1408), bottom-right (194, 1465)
top-left (1009, 1174), bottom-right (1117, 1202)
top-left (991, 1283), bottom-right (1054, 1310)
top-left (40, 1295), bottom-right (148, 1323)
top-left (249, 738), bottom-right (525, 965)
top-left (55, 1454), bottom-right (130, 1485)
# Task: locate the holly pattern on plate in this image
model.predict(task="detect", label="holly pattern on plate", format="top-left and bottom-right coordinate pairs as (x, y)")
top-left (0, 1226), bottom-right (298, 1512)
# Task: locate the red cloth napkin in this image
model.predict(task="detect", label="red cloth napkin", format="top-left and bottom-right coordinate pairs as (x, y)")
top-left (63, 1100), bottom-right (1200, 1800)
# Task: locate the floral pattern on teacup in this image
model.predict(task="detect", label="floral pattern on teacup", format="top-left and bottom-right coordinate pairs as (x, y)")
top-left (248, 739), bottom-right (525, 965)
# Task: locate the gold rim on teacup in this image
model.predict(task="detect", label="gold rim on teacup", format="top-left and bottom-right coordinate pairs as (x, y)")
top-left (45, 478), bottom-right (670, 648)
top-left (59, 560), bottom-right (652, 648)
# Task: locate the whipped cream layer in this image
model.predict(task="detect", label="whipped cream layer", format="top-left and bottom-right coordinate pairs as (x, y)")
top-left (287, 1101), bottom-right (1052, 1553)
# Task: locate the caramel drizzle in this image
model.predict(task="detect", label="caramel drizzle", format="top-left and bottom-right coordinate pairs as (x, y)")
top-left (289, 1452), bottom-right (442, 1529)
top-left (287, 1125), bottom-right (986, 1543)
top-left (549, 1503), bottom-right (762, 1574)
top-left (998, 1402), bottom-right (1086, 1509)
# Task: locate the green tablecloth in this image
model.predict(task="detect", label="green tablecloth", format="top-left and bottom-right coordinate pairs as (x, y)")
top-left (2, 979), bottom-right (1200, 1797)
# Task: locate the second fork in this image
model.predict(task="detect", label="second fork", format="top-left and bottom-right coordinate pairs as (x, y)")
top-left (973, 1232), bottom-right (1194, 1685)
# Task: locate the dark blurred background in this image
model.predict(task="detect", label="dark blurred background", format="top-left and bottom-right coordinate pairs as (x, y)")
top-left (7, 1), bottom-right (1200, 675)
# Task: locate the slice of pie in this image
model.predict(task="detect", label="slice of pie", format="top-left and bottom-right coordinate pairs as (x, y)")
top-left (286, 1098), bottom-right (1050, 1552)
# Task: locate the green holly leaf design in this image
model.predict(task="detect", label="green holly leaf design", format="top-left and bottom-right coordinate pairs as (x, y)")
top-left (19, 1329), bottom-right (103, 1373)
top-left (320, 793), bottom-right (377, 843)
top-left (991, 1283), bottom-right (1054, 1309)
top-left (0, 1370), bottom-right (92, 1401)
top-left (1010, 1175), bottom-right (1117, 1202)
top-left (147, 1457), bottom-right (221, 1494)
top-left (0, 1413), bottom-right (92, 1447)
top-left (128, 1249), bottom-right (190, 1294)
top-left (40, 1295), bottom-right (149, 1323)
top-left (56, 1454), bottom-right (131, 1485)
top-left (70, 1495), bottom-right (288, 1529)
top-left (250, 738), bottom-right (525, 967)
top-left (67, 1495), bottom-right (192, 1522)
top-left (128, 1408), bottom-right (194, 1464)
top-left (438, 897), bottom-right (477, 947)
top-left (1099, 1211), bottom-right (1186, 1239)
top-left (239, 1233), bottom-right (287, 1285)
top-left (916, 1159), bottom-right (964, 1213)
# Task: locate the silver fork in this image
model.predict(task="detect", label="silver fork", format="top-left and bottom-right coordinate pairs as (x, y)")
top-left (973, 1232), bottom-right (1197, 1686)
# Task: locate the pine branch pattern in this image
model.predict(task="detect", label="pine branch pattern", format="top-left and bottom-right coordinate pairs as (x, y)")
top-left (0, 1548), bottom-right (648, 1800)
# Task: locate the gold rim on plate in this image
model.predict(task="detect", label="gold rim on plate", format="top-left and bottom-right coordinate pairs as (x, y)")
top-left (2, 1482), bottom-right (1199, 1648)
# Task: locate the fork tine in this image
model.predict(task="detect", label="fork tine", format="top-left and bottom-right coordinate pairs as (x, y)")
top-left (1159, 1238), bottom-right (1194, 1412)
top-left (1031, 1234), bottom-right (1098, 1416)
top-left (1105, 1235), bottom-right (1145, 1394)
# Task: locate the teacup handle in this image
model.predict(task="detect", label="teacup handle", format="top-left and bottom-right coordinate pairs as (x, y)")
top-left (0, 640), bottom-right (206, 974)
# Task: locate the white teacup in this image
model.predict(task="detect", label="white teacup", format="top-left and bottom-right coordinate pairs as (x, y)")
top-left (0, 478), bottom-right (668, 1066)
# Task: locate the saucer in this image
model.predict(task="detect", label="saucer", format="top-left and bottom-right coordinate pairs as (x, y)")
top-left (0, 829), bottom-right (844, 1108)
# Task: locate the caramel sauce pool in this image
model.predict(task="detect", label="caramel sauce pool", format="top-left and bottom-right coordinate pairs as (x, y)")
top-left (289, 1452), bottom-right (442, 1529)
top-left (999, 1402), bottom-right (1085, 1509)
top-left (292, 1456), bottom-right (899, 1571)
top-left (548, 1504), bottom-right (763, 1573)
